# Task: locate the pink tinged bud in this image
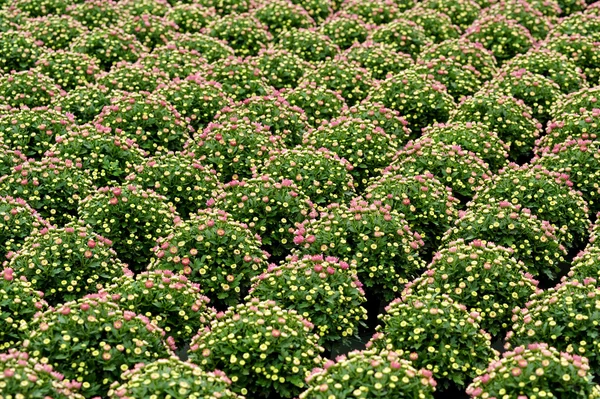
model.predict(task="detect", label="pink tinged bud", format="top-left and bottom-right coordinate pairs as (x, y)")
top-left (145, 280), bottom-right (154, 289)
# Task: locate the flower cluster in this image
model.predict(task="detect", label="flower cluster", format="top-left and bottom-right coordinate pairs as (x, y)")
top-left (368, 70), bottom-right (455, 134)
top-left (565, 246), bottom-right (600, 282)
top-left (96, 61), bottom-right (169, 93)
top-left (419, 0), bottom-right (480, 29)
top-left (303, 117), bottom-right (399, 188)
top-left (65, 0), bottom-right (120, 28)
top-left (0, 31), bottom-right (42, 73)
top-left (293, 199), bottom-right (425, 301)
top-left (78, 184), bottom-right (179, 272)
top-left (248, 254), bottom-right (368, 345)
top-left (206, 13), bottom-right (272, 56)
top-left (536, 108), bottom-right (600, 153)
top-left (7, 222), bottom-right (125, 305)
top-left (482, 0), bottom-right (551, 40)
top-left (93, 91), bottom-right (191, 154)
top-left (345, 41), bottom-right (414, 80)
top-left (126, 151), bottom-right (220, 217)
top-left (413, 57), bottom-right (483, 100)
top-left (165, 3), bottom-right (216, 33)
top-left (0, 270), bottom-right (47, 350)
top-left (441, 201), bottom-right (568, 279)
top-left (107, 358), bottom-right (243, 399)
top-left (367, 292), bottom-right (498, 390)
top-left (119, 14), bottom-right (178, 49)
top-left (160, 76), bottom-right (233, 131)
top-left (364, 173), bottom-right (460, 250)
top-left (0, 157), bottom-right (92, 226)
top-left (402, 8), bottom-right (461, 44)
top-left (319, 13), bottom-right (368, 49)
top-left (550, 86), bottom-right (600, 119)
top-left (35, 50), bottom-right (101, 90)
top-left (148, 208), bottom-right (269, 308)
top-left (0, 106), bottom-right (76, 159)
top-left (211, 176), bottom-right (316, 258)
top-left (70, 27), bottom-right (148, 69)
top-left (276, 28), bottom-right (340, 62)
top-left (215, 94), bottom-right (310, 146)
top-left (0, 196), bottom-right (49, 261)
top-left (300, 349), bottom-right (437, 398)
top-left (472, 163), bottom-right (590, 249)
top-left (421, 121), bottom-right (509, 171)
top-left (140, 46), bottom-right (207, 79)
top-left (253, 0), bottom-right (315, 35)
top-left (22, 295), bottom-right (174, 398)
top-left (47, 124), bottom-right (146, 187)
top-left (506, 279), bottom-right (600, 370)
top-left (342, 101), bottom-right (411, 142)
top-left (24, 15), bottom-right (87, 50)
top-left (190, 119), bottom-right (285, 182)
top-left (169, 32), bottom-right (235, 62)
top-left (101, 270), bottom-right (214, 346)
top-left (370, 18), bottom-right (432, 58)
top-left (467, 344), bottom-right (600, 399)
top-left (51, 83), bottom-right (112, 123)
top-left (0, 350), bottom-right (84, 399)
top-left (388, 137), bottom-right (492, 200)
top-left (542, 34), bottom-right (600, 85)
top-left (340, 0), bottom-right (401, 24)
top-left (404, 239), bottom-right (539, 336)
top-left (188, 299), bottom-right (325, 398)
top-left (0, 70), bottom-right (62, 108)
top-left (280, 81), bottom-right (347, 127)
top-left (252, 47), bottom-right (312, 89)
top-left (201, 56), bottom-right (271, 100)
top-left (449, 91), bottom-right (542, 159)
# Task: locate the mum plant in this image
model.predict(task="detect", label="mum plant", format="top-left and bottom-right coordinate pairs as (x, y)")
top-left (211, 176), bottom-right (316, 258)
top-left (0, 157), bottom-right (92, 226)
top-left (148, 208), bottom-right (269, 308)
top-left (550, 86), bottom-right (600, 119)
top-left (78, 184), bottom-right (179, 272)
top-left (367, 291), bottom-right (498, 390)
top-left (107, 358), bottom-right (243, 399)
top-left (248, 254), bottom-right (367, 346)
top-left (535, 108), bottom-right (600, 153)
top-left (164, 3), bottom-right (216, 33)
top-left (0, 270), bottom-right (47, 351)
top-left (138, 45), bottom-right (207, 79)
top-left (367, 70), bottom-right (455, 134)
top-left (342, 101), bottom-right (411, 143)
top-left (471, 163), bottom-right (590, 249)
top-left (344, 41), bottom-right (413, 80)
top-left (412, 57), bottom-right (483, 100)
top-left (189, 119), bottom-right (286, 182)
top-left (206, 13), bottom-right (272, 56)
top-left (403, 239), bottom-right (540, 337)
top-left (565, 246), bottom-right (600, 282)
top-left (0, 31), bottom-right (43, 72)
top-left (280, 81), bottom-right (347, 127)
top-left (506, 279), bottom-right (600, 370)
top-left (119, 14), bottom-right (178, 49)
top-left (252, 47), bottom-right (313, 89)
top-left (256, 147), bottom-right (356, 206)
top-left (388, 137), bottom-right (492, 200)
top-left (441, 201), bottom-right (568, 279)
top-left (449, 91), bottom-right (542, 160)
top-left (70, 27), bottom-right (148, 69)
top-left (299, 349), bottom-right (437, 398)
top-left (319, 13), bottom-right (368, 49)
top-left (7, 222), bottom-right (125, 305)
top-left (293, 199), bottom-right (425, 301)
top-left (200, 56), bottom-right (272, 100)
top-left (35, 50), bottom-right (101, 90)
top-left (93, 91), bottom-right (191, 154)
top-left (340, 0), bottom-right (402, 24)
top-left (65, 0), bottom-right (121, 28)
top-left (188, 299), bottom-right (324, 398)
top-left (0, 70), bottom-right (63, 108)
top-left (0, 196), bottom-right (49, 261)
top-left (95, 61), bottom-right (169, 93)
top-left (418, 0), bottom-right (481, 28)
top-left (401, 8), bottom-right (461, 44)
top-left (542, 34), bottom-right (600, 85)
top-left (47, 124), bottom-right (146, 187)
top-left (126, 151), bottom-right (220, 217)
top-left (23, 15), bottom-right (88, 51)
top-left (253, 0), bottom-right (315, 35)
top-left (166, 32), bottom-right (234, 62)
top-left (303, 116), bottom-right (399, 188)
top-left (276, 28), bottom-right (340, 62)
top-left (369, 18), bottom-right (432, 58)
top-left (466, 344), bottom-right (600, 399)
top-left (0, 106), bottom-right (76, 159)
top-left (0, 350), bottom-right (84, 398)
top-left (22, 295), bottom-right (175, 398)
top-left (51, 83), bottom-right (112, 123)
top-left (101, 270), bottom-right (214, 346)
top-left (363, 173), bottom-right (460, 250)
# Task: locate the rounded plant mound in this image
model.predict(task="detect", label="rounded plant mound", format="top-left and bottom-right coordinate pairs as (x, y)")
top-left (364, 172), bottom-right (460, 251)
top-left (0, 106), bottom-right (76, 159)
top-left (188, 299), bottom-right (325, 398)
top-left (47, 125), bottom-right (147, 188)
top-left (201, 56), bottom-right (272, 101)
top-left (467, 343), bottom-right (600, 399)
top-left (210, 176), bottom-right (316, 258)
top-left (319, 13), bottom-right (368, 49)
top-left (34, 50), bottom-right (101, 91)
top-left (248, 254), bottom-right (367, 346)
top-left (566, 246), bottom-right (600, 282)
top-left (293, 199), bottom-right (425, 301)
top-left (388, 137), bottom-right (491, 200)
top-left (214, 94), bottom-right (310, 146)
top-left (125, 151), bottom-right (220, 217)
top-left (276, 28), bottom-right (340, 63)
top-left (441, 201), bottom-right (568, 279)
top-left (70, 27), bottom-right (148, 69)
top-left (506, 279), bottom-right (600, 371)
top-left (549, 86), bottom-right (600, 119)
top-left (536, 108), bottom-right (600, 153)
top-left (7, 222), bottom-right (125, 306)
top-left (369, 18), bottom-right (432, 58)
top-left (300, 349), bottom-right (437, 398)
top-left (78, 184), bottom-right (179, 272)
top-left (404, 239), bottom-right (540, 337)
top-left (449, 91), bottom-right (543, 160)
top-left (0, 350), bottom-right (84, 399)
top-left (93, 91), bottom-right (191, 154)
top-left (95, 61), bottom-right (169, 93)
top-left (342, 101), bottom-right (412, 143)
top-left (412, 57), bottom-right (483, 101)
top-left (0, 196), bottom-right (49, 261)
top-left (0, 269), bottom-right (48, 351)
top-left (189, 120), bottom-right (286, 183)
top-left (345, 41), bottom-right (414, 80)
top-left (101, 269), bottom-right (214, 346)
top-left (280, 81), bottom-right (347, 127)
top-left (367, 70), bottom-right (455, 134)
top-left (51, 83), bottom-right (112, 123)
top-left (206, 13), bottom-right (272, 57)
top-left (421, 121), bottom-right (509, 171)
top-left (252, 47), bottom-right (313, 90)
top-left (0, 157), bottom-right (93, 226)
top-left (367, 291), bottom-right (498, 391)
top-left (107, 358), bottom-right (243, 399)
top-left (303, 117), bottom-right (399, 189)
top-left (22, 295), bottom-right (175, 398)
top-left (256, 147), bottom-right (356, 206)
top-left (0, 70), bottom-right (63, 108)
top-left (471, 163), bottom-right (590, 250)
top-left (340, 0), bottom-right (402, 24)
top-left (138, 46), bottom-right (207, 79)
